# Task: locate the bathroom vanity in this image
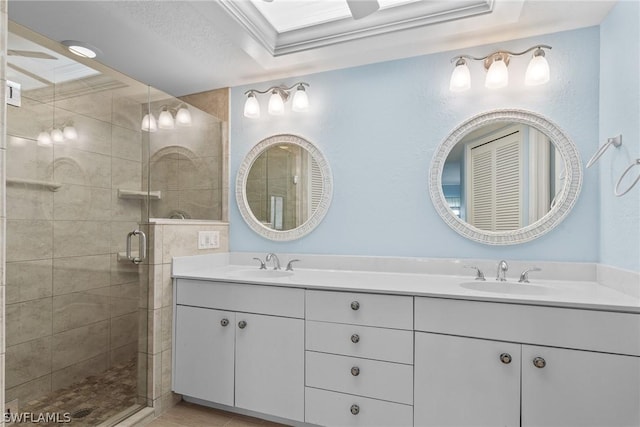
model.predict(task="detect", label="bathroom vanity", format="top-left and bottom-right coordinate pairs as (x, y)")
top-left (172, 257), bottom-right (640, 427)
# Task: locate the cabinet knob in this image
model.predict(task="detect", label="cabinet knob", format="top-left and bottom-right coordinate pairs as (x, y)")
top-left (351, 334), bottom-right (360, 344)
top-left (533, 357), bottom-right (546, 368)
top-left (350, 404), bottom-right (360, 415)
top-left (351, 366), bottom-right (360, 376)
top-left (238, 320), bottom-right (247, 329)
top-left (500, 353), bottom-right (512, 364)
top-left (351, 301), bottom-right (360, 310)
top-left (220, 318), bottom-right (229, 327)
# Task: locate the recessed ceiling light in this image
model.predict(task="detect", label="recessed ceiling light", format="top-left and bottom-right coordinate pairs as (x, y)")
top-left (61, 40), bottom-right (101, 58)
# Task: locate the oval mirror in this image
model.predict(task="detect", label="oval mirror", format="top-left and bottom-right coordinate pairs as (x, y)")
top-left (429, 109), bottom-right (582, 245)
top-left (236, 134), bottom-right (333, 241)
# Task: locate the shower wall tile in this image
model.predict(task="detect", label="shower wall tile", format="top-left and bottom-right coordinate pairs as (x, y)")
top-left (111, 253), bottom-right (139, 286)
top-left (6, 98), bottom-right (53, 141)
top-left (6, 259), bottom-right (53, 304)
top-left (112, 157), bottom-right (142, 188)
top-left (161, 349), bottom-right (171, 395)
top-left (178, 190), bottom-right (220, 220)
top-left (110, 282), bottom-right (139, 318)
top-left (162, 263), bottom-right (172, 308)
top-left (112, 125), bottom-right (142, 162)
top-left (6, 186), bottom-right (54, 220)
top-left (112, 95), bottom-right (143, 132)
top-left (150, 157), bottom-right (179, 191)
top-left (6, 219), bottom-right (53, 262)
top-left (178, 156), bottom-right (220, 190)
top-left (53, 110), bottom-right (112, 156)
top-left (150, 190), bottom-right (180, 219)
top-left (52, 288), bottom-right (111, 333)
top-left (149, 225), bottom-right (163, 265)
top-left (112, 190), bottom-right (143, 221)
top-left (148, 265), bottom-right (163, 309)
top-left (5, 337), bottom-right (52, 388)
top-left (53, 254), bottom-right (111, 295)
top-left (138, 309), bottom-right (149, 354)
top-left (5, 297), bottom-right (52, 346)
top-left (5, 374), bottom-right (52, 405)
top-left (53, 147), bottom-right (111, 188)
top-left (53, 184), bottom-right (111, 221)
top-left (6, 135), bottom-right (54, 181)
top-left (53, 220), bottom-right (111, 257)
top-left (161, 306), bottom-right (171, 352)
top-left (54, 90), bottom-right (113, 123)
top-left (110, 341), bottom-right (137, 367)
top-left (51, 320), bottom-right (109, 370)
top-left (51, 352), bottom-right (108, 390)
top-left (161, 224), bottom-right (229, 263)
top-left (110, 220), bottom-right (140, 254)
top-left (111, 312), bottom-right (138, 349)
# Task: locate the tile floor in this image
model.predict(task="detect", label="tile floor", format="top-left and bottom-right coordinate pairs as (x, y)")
top-left (17, 358), bottom-right (140, 426)
top-left (146, 401), bottom-right (288, 427)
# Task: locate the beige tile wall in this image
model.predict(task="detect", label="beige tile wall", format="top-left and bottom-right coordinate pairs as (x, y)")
top-left (142, 221), bottom-right (229, 416)
top-left (4, 81), bottom-right (143, 406)
top-left (1, 1), bottom-right (8, 423)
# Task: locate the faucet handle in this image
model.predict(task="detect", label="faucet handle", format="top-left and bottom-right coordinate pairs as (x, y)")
top-left (252, 257), bottom-right (267, 270)
top-left (464, 265), bottom-right (486, 281)
top-left (286, 259), bottom-right (300, 271)
top-left (519, 267), bottom-right (542, 283)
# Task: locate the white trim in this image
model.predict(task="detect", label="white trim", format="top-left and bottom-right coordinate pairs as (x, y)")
top-left (236, 134), bottom-right (333, 241)
top-left (429, 109), bottom-right (583, 245)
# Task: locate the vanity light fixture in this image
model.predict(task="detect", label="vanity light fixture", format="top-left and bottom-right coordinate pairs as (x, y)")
top-left (449, 45), bottom-right (552, 92)
top-left (37, 131), bottom-right (52, 146)
top-left (62, 123), bottom-right (78, 140)
top-left (36, 124), bottom-right (79, 145)
top-left (141, 104), bottom-right (192, 132)
top-left (243, 82), bottom-right (310, 118)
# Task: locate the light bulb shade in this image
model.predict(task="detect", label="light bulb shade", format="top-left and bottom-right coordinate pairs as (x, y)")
top-left (292, 86), bottom-right (309, 112)
top-left (158, 109), bottom-right (175, 129)
top-left (449, 61), bottom-right (471, 92)
top-left (268, 91), bottom-right (285, 115)
top-left (63, 125), bottom-right (78, 140)
top-left (485, 59), bottom-right (509, 89)
top-left (176, 106), bottom-right (192, 126)
top-left (244, 94), bottom-right (260, 118)
top-left (50, 128), bottom-right (65, 143)
top-left (525, 54), bottom-right (550, 86)
top-left (37, 131), bottom-right (52, 146)
top-left (141, 113), bottom-right (157, 132)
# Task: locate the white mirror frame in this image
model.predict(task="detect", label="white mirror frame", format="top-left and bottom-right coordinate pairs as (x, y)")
top-left (429, 109), bottom-right (582, 245)
top-left (236, 134), bottom-right (333, 241)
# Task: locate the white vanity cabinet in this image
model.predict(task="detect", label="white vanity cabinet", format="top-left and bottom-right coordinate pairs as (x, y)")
top-left (414, 297), bottom-right (640, 427)
top-left (172, 279), bottom-right (305, 422)
top-left (305, 290), bottom-right (414, 427)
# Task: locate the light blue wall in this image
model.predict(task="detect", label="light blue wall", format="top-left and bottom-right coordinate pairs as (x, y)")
top-left (599, 1), bottom-right (640, 272)
top-left (229, 27), bottom-right (601, 262)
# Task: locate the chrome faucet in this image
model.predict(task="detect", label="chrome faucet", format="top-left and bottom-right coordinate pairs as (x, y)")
top-left (464, 265), bottom-right (486, 281)
top-left (265, 253), bottom-right (281, 270)
top-left (519, 267), bottom-right (542, 283)
top-left (496, 260), bottom-right (509, 281)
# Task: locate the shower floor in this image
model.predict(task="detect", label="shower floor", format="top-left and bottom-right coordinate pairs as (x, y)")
top-left (17, 358), bottom-right (139, 426)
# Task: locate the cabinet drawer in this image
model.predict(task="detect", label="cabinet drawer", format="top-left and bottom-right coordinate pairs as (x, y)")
top-left (306, 351), bottom-right (413, 405)
top-left (415, 297), bottom-right (640, 356)
top-left (176, 279), bottom-right (304, 318)
top-left (305, 387), bottom-right (413, 427)
top-left (306, 320), bottom-right (413, 364)
top-left (306, 290), bottom-right (413, 329)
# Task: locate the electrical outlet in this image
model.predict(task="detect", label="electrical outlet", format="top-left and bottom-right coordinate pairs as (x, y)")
top-left (198, 231), bottom-right (220, 249)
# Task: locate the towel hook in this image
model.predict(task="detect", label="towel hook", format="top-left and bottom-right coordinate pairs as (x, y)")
top-left (614, 158), bottom-right (640, 197)
top-left (586, 134), bottom-right (622, 168)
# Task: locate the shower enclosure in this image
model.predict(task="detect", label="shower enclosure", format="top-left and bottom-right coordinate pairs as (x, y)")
top-left (4, 23), bottom-right (223, 424)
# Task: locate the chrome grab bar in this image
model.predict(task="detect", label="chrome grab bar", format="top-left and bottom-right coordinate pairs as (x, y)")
top-left (126, 229), bottom-right (147, 264)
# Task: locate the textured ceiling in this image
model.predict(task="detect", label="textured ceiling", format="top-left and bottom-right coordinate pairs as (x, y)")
top-left (8, 0), bottom-right (616, 97)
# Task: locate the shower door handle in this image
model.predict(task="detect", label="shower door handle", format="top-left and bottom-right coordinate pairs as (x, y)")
top-left (126, 229), bottom-right (147, 264)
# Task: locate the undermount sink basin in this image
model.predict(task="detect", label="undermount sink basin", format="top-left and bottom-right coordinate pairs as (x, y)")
top-left (460, 281), bottom-right (549, 295)
top-left (227, 269), bottom-right (294, 279)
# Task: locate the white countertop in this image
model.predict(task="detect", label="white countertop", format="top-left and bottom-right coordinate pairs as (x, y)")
top-left (173, 260), bottom-right (640, 314)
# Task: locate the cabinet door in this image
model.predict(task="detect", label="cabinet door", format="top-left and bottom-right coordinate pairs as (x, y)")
top-left (522, 345), bottom-right (640, 427)
top-left (415, 332), bottom-right (520, 427)
top-left (173, 305), bottom-right (235, 406)
top-left (235, 313), bottom-right (305, 422)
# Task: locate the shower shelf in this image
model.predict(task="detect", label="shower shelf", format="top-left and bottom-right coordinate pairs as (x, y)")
top-left (118, 189), bottom-right (162, 200)
top-left (7, 178), bottom-right (62, 191)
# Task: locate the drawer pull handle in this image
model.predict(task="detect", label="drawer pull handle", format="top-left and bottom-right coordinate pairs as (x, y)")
top-left (238, 320), bottom-right (247, 329)
top-left (220, 318), bottom-right (229, 327)
top-left (350, 404), bottom-right (360, 415)
top-left (351, 301), bottom-right (360, 310)
top-left (351, 334), bottom-right (360, 344)
top-left (500, 353), bottom-right (512, 364)
top-left (533, 357), bottom-right (546, 369)
top-left (351, 366), bottom-right (360, 376)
